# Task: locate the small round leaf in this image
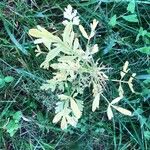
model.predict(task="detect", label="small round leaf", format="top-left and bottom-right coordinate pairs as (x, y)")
top-left (4, 76), bottom-right (14, 83)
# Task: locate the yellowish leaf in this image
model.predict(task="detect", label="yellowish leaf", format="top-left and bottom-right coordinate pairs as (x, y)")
top-left (70, 98), bottom-right (81, 119)
top-left (128, 82), bottom-right (135, 93)
top-left (91, 44), bottom-right (98, 54)
top-left (107, 105), bottom-right (113, 120)
top-left (112, 105), bottom-right (132, 116)
top-left (29, 29), bottom-right (43, 37)
top-left (52, 112), bottom-right (62, 123)
top-left (58, 94), bottom-right (69, 100)
top-left (61, 117), bottom-right (67, 130)
top-left (44, 47), bottom-right (60, 63)
top-left (118, 84), bottom-right (124, 97)
top-left (128, 73), bottom-right (136, 93)
top-left (90, 19), bottom-right (98, 31)
top-left (73, 38), bottom-right (79, 51)
top-left (63, 22), bottom-right (73, 44)
top-left (111, 96), bottom-right (123, 105)
top-left (66, 116), bottom-right (78, 127)
top-left (79, 25), bottom-right (89, 39)
top-left (120, 71), bottom-right (125, 79)
top-left (123, 61), bottom-right (129, 72)
top-left (120, 61), bottom-right (130, 79)
top-left (92, 93), bottom-right (100, 112)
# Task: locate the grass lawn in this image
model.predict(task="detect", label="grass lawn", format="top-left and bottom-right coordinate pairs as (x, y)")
top-left (0, 0), bottom-right (150, 149)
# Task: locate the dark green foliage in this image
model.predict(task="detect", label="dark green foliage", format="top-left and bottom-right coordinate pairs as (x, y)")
top-left (0, 0), bottom-right (150, 149)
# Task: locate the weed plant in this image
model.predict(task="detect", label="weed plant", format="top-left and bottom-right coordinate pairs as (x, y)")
top-left (0, 0), bottom-right (150, 149)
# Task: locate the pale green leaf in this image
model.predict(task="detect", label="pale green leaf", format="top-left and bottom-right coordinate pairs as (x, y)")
top-left (107, 105), bottom-right (113, 120)
top-left (118, 84), bottom-right (124, 97)
top-left (79, 25), bottom-right (89, 39)
top-left (111, 96), bottom-right (123, 105)
top-left (128, 73), bottom-right (136, 93)
top-left (123, 61), bottom-right (129, 73)
top-left (66, 116), bottom-right (77, 127)
top-left (73, 38), bottom-right (80, 51)
top-left (4, 76), bottom-right (14, 83)
top-left (70, 98), bottom-right (81, 119)
top-left (136, 27), bottom-right (147, 42)
top-left (138, 46), bottom-right (150, 55)
top-left (63, 22), bottom-right (73, 45)
top-left (127, 0), bottom-right (135, 13)
top-left (52, 112), bottom-right (63, 123)
top-left (58, 94), bottom-right (70, 100)
top-left (29, 29), bottom-right (43, 37)
top-left (58, 56), bottom-right (76, 62)
top-left (108, 15), bottom-right (117, 27)
top-left (76, 100), bottom-right (84, 112)
top-left (70, 31), bottom-right (75, 47)
top-left (120, 61), bottom-right (129, 79)
top-left (112, 105), bottom-right (132, 116)
top-left (92, 93), bottom-right (100, 112)
top-left (144, 131), bottom-right (150, 140)
top-left (122, 14), bottom-right (138, 22)
top-left (45, 48), bottom-right (60, 63)
top-left (61, 117), bottom-right (67, 130)
top-left (91, 44), bottom-right (99, 54)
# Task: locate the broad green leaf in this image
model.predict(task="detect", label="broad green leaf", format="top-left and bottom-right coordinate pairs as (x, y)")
top-left (0, 78), bottom-right (5, 88)
top-left (4, 76), bottom-right (14, 83)
top-left (108, 15), bottom-right (117, 27)
top-left (6, 120), bottom-right (20, 137)
top-left (136, 27), bottom-right (148, 42)
top-left (138, 46), bottom-right (150, 55)
top-left (55, 101), bottom-right (65, 113)
top-left (122, 14), bottom-right (138, 22)
top-left (13, 111), bottom-right (22, 123)
top-left (58, 94), bottom-right (69, 100)
top-left (127, 0), bottom-right (135, 13)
